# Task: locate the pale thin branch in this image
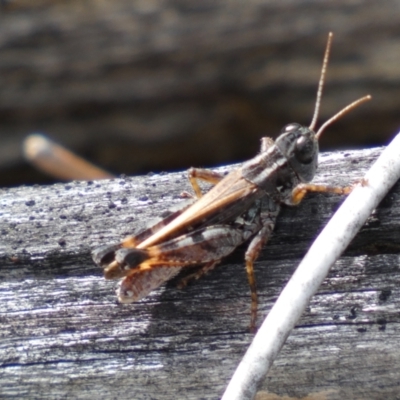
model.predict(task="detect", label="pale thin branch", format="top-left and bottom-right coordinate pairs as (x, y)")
top-left (222, 132), bottom-right (400, 400)
top-left (23, 133), bottom-right (114, 180)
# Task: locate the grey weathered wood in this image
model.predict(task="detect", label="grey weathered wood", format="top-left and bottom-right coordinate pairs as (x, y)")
top-left (1, 146), bottom-right (400, 399)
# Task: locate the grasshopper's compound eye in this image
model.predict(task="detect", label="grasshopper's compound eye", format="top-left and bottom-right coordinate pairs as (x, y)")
top-left (281, 123), bottom-right (301, 133)
top-left (295, 134), bottom-right (316, 164)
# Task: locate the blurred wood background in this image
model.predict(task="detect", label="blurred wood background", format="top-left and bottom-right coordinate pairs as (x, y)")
top-left (1, 0), bottom-right (399, 186)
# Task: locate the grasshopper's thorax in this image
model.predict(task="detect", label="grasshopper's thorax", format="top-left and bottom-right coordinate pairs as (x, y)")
top-left (241, 123), bottom-right (319, 202)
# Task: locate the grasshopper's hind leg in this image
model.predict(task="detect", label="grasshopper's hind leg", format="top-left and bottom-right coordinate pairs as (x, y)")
top-left (244, 205), bottom-right (279, 332)
top-left (118, 224), bottom-right (247, 303)
top-left (118, 266), bottom-right (182, 303)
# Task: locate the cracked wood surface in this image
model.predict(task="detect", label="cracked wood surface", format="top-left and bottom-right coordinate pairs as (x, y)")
top-left (1, 146), bottom-right (400, 399)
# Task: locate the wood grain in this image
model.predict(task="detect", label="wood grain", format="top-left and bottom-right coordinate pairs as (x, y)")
top-left (1, 146), bottom-right (400, 399)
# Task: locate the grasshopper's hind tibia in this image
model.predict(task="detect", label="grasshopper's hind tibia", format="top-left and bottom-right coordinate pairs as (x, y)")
top-left (244, 208), bottom-right (278, 332)
top-left (176, 260), bottom-right (220, 289)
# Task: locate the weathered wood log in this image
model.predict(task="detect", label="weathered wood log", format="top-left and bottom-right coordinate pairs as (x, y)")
top-left (1, 0), bottom-right (399, 185)
top-left (1, 145), bottom-right (400, 399)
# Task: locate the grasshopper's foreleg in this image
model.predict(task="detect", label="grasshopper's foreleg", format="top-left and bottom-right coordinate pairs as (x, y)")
top-left (260, 136), bottom-right (275, 152)
top-left (187, 167), bottom-right (226, 198)
top-left (290, 182), bottom-right (353, 205)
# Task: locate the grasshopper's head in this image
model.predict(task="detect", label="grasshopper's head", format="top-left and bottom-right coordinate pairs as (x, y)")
top-left (272, 33), bottom-right (370, 184)
top-left (275, 123), bottom-right (318, 183)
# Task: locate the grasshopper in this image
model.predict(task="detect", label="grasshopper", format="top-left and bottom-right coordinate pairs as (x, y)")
top-left (92, 33), bottom-right (370, 330)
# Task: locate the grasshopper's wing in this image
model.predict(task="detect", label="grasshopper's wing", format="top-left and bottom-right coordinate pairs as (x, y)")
top-left (92, 199), bottom-right (194, 273)
top-left (132, 168), bottom-right (260, 249)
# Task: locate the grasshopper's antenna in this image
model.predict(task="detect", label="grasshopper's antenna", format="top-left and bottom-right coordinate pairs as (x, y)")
top-left (309, 32), bottom-right (371, 139)
top-left (309, 32), bottom-right (333, 131)
top-left (315, 95), bottom-right (371, 139)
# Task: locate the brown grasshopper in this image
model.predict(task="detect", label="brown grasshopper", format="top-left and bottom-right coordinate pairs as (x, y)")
top-left (92, 33), bottom-right (370, 330)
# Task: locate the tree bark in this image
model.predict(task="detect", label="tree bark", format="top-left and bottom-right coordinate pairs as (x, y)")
top-left (1, 146), bottom-right (400, 399)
